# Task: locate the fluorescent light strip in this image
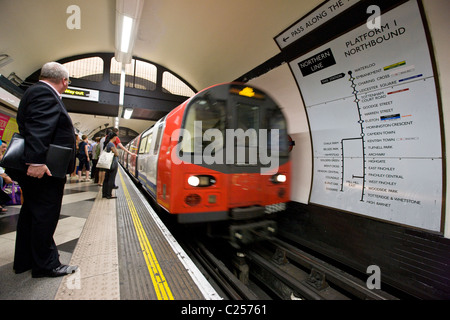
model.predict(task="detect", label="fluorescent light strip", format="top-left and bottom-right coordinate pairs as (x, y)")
top-left (124, 108), bottom-right (133, 119)
top-left (120, 16), bottom-right (133, 53)
top-left (119, 64), bottom-right (125, 105)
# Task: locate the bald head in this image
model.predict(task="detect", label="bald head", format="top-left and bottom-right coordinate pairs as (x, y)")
top-left (39, 62), bottom-right (69, 81)
top-left (39, 62), bottom-right (70, 94)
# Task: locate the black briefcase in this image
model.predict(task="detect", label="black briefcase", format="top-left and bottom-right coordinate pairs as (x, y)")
top-left (46, 144), bottom-right (73, 178)
top-left (0, 132), bottom-right (26, 171)
top-left (0, 132), bottom-right (72, 179)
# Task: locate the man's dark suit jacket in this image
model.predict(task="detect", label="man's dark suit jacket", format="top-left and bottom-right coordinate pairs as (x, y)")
top-left (16, 81), bottom-right (76, 174)
top-left (13, 80), bottom-right (76, 274)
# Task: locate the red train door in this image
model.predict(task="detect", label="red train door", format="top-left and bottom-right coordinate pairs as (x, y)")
top-left (228, 100), bottom-right (263, 207)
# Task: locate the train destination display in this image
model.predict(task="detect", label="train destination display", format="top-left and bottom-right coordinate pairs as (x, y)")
top-left (289, 0), bottom-right (443, 231)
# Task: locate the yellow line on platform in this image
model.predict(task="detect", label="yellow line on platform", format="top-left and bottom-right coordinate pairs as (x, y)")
top-left (118, 171), bottom-right (174, 300)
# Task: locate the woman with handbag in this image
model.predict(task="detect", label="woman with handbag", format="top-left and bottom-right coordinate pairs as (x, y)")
top-left (77, 135), bottom-right (91, 182)
top-left (102, 132), bottom-right (119, 199)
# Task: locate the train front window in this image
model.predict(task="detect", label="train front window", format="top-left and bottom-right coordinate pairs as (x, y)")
top-left (231, 103), bottom-right (260, 165)
top-left (236, 104), bottom-right (259, 131)
top-left (267, 108), bottom-right (289, 156)
top-left (181, 99), bottom-right (226, 153)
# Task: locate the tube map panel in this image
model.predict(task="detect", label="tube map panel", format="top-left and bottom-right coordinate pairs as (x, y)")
top-left (290, 0), bottom-right (443, 231)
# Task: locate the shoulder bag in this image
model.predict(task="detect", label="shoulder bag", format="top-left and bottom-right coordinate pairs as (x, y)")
top-left (96, 150), bottom-right (114, 169)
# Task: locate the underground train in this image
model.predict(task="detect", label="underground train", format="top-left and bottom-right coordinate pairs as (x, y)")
top-left (119, 83), bottom-right (291, 243)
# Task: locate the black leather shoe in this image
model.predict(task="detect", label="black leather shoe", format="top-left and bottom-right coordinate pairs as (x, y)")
top-left (106, 196), bottom-right (118, 199)
top-left (32, 264), bottom-right (78, 278)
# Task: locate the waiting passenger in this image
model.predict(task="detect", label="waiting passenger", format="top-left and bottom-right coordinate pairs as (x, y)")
top-left (102, 132), bottom-right (119, 199)
top-left (97, 130), bottom-right (111, 186)
top-left (91, 137), bottom-right (101, 183)
top-left (111, 127), bottom-right (135, 189)
top-left (112, 127), bottom-right (135, 157)
top-left (77, 134), bottom-right (91, 181)
top-left (71, 134), bottom-right (80, 180)
top-left (13, 61), bottom-right (78, 277)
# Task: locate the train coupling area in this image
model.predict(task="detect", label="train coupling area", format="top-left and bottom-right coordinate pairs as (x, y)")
top-left (230, 220), bottom-right (277, 247)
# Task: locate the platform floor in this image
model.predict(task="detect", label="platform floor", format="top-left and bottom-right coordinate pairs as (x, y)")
top-left (0, 167), bottom-right (220, 300)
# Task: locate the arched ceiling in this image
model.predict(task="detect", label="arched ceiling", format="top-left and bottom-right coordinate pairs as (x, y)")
top-left (0, 0), bottom-right (322, 136)
top-left (1, 0), bottom-right (324, 89)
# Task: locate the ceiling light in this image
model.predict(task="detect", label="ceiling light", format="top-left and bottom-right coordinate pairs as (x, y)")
top-left (124, 107), bottom-right (133, 119)
top-left (120, 16), bottom-right (133, 53)
top-left (115, 0), bottom-right (144, 64)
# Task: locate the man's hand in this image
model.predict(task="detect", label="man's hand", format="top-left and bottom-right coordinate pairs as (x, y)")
top-left (27, 164), bottom-right (52, 178)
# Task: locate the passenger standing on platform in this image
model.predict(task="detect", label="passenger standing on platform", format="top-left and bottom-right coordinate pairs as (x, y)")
top-left (12, 61), bottom-right (78, 278)
top-left (102, 131), bottom-right (119, 199)
top-left (97, 130), bottom-right (111, 186)
top-left (77, 134), bottom-right (90, 181)
top-left (91, 137), bottom-right (100, 183)
top-left (71, 134), bottom-right (80, 180)
top-left (112, 127), bottom-right (135, 157)
top-left (111, 127), bottom-right (135, 189)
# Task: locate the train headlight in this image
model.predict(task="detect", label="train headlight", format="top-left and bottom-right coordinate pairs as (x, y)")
top-left (187, 175), bottom-right (216, 187)
top-left (188, 176), bottom-right (200, 187)
top-left (271, 174), bottom-right (287, 184)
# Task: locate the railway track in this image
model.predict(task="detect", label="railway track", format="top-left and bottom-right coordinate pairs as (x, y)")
top-left (141, 186), bottom-right (401, 300)
top-left (182, 233), bottom-right (400, 300)
top-left (244, 237), bottom-right (399, 300)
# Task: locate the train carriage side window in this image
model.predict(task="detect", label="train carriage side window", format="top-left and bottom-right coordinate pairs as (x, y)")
top-left (145, 133), bottom-right (153, 153)
top-left (153, 124), bottom-right (164, 155)
top-left (139, 136), bottom-right (148, 154)
top-left (181, 99), bottom-right (226, 153)
top-left (131, 138), bottom-right (139, 154)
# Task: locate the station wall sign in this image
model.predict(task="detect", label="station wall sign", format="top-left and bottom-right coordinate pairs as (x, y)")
top-left (280, 0), bottom-right (444, 232)
top-left (275, 0), bottom-right (360, 49)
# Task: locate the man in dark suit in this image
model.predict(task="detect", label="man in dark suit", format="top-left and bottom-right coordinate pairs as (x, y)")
top-left (13, 62), bottom-right (78, 278)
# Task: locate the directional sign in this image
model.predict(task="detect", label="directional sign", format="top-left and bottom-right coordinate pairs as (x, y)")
top-left (275, 0), bottom-right (360, 49)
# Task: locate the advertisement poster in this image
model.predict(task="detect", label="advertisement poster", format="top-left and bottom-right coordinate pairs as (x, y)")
top-left (0, 113), bottom-right (18, 143)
